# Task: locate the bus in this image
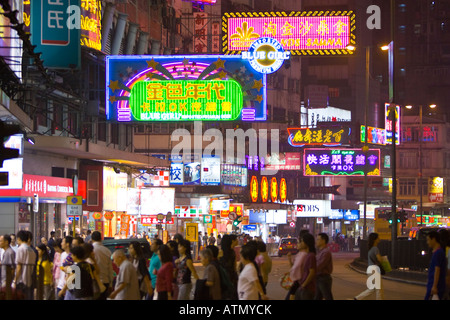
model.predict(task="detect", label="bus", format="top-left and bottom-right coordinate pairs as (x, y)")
top-left (374, 207), bottom-right (417, 240)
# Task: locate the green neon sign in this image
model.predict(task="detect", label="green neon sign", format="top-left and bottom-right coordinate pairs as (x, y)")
top-left (129, 80), bottom-right (243, 121)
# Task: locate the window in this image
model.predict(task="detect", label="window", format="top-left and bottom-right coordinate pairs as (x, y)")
top-left (52, 167), bottom-right (65, 178)
top-left (87, 170), bottom-right (99, 207)
top-left (66, 169), bottom-right (78, 179)
top-left (399, 152), bottom-right (417, 168)
top-left (399, 178), bottom-right (416, 196)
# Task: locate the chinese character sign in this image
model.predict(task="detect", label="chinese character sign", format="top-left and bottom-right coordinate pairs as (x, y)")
top-left (129, 80), bottom-right (243, 121)
top-left (30, 0), bottom-right (81, 69)
top-left (288, 127), bottom-right (351, 146)
top-left (106, 55), bottom-right (267, 122)
top-left (224, 11), bottom-right (355, 55)
top-left (304, 149), bottom-right (380, 176)
top-left (385, 103), bottom-right (400, 145)
top-left (428, 177), bottom-right (444, 203)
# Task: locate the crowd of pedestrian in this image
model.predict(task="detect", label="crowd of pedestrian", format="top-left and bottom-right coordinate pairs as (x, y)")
top-left (1, 228), bottom-right (449, 300)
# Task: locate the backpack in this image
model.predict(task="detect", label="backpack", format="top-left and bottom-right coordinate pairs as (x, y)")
top-left (213, 261), bottom-right (235, 299)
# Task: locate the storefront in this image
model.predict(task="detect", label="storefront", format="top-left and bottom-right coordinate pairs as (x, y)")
top-left (0, 174), bottom-right (86, 244)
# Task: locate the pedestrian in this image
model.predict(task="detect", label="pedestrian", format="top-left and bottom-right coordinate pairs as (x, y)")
top-left (286, 231), bottom-right (309, 300)
top-left (149, 238), bottom-right (162, 298)
top-left (197, 232), bottom-right (203, 258)
top-left (91, 231), bottom-right (114, 300)
top-left (255, 241), bottom-right (272, 291)
top-left (155, 244), bottom-right (174, 300)
top-left (176, 239), bottom-right (198, 300)
top-left (315, 233), bottom-right (334, 300)
top-left (56, 236), bottom-right (74, 300)
top-left (47, 231), bottom-right (56, 253)
top-left (0, 234), bottom-right (15, 290)
top-left (217, 234), bottom-right (222, 247)
top-left (10, 234), bottom-right (18, 252)
top-left (208, 233), bottom-right (216, 246)
top-left (289, 233), bottom-right (316, 300)
top-left (424, 231), bottom-right (447, 300)
top-left (72, 236), bottom-right (84, 247)
top-left (36, 243), bottom-right (54, 300)
top-left (237, 243), bottom-right (268, 300)
top-left (219, 234), bottom-right (238, 299)
top-left (202, 233), bottom-right (208, 249)
top-left (109, 249), bottom-right (140, 300)
top-left (40, 237), bottom-right (55, 263)
top-left (85, 230), bottom-right (92, 243)
top-left (52, 239), bottom-right (62, 298)
top-left (438, 229), bottom-right (450, 299)
top-left (354, 233), bottom-right (384, 300)
top-left (82, 242), bottom-right (106, 299)
top-left (173, 233), bottom-right (184, 244)
top-left (129, 241), bottom-right (152, 299)
top-left (199, 248), bottom-right (221, 300)
top-left (14, 230), bottom-right (36, 300)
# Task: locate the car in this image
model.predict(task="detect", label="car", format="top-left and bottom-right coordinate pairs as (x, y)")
top-left (277, 238), bottom-right (299, 257)
top-left (102, 238), bottom-right (153, 262)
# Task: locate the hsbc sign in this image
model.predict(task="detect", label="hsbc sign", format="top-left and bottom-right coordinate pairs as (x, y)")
top-left (293, 200), bottom-right (331, 217)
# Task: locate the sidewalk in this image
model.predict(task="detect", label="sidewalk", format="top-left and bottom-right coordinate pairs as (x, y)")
top-left (349, 257), bottom-right (428, 286)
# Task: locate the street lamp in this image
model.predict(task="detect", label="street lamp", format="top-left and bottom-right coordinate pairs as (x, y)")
top-left (404, 104), bottom-right (437, 226)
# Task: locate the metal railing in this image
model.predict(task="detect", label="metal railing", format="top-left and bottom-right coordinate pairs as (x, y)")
top-left (359, 239), bottom-right (430, 271)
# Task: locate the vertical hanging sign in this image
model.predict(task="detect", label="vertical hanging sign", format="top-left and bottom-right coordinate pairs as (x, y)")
top-left (31, 0), bottom-right (81, 69)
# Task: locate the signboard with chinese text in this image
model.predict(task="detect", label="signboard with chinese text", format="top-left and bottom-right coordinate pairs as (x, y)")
top-left (141, 215), bottom-right (174, 225)
top-left (140, 188), bottom-right (175, 216)
top-left (428, 177), bottom-right (444, 203)
top-left (31, 0), bottom-right (81, 69)
top-left (385, 103), bottom-right (400, 145)
top-left (301, 106), bottom-right (352, 127)
top-left (263, 153), bottom-right (301, 171)
top-left (288, 126), bottom-right (351, 147)
top-left (304, 149), bottom-right (380, 176)
top-left (106, 55), bottom-right (267, 122)
top-left (194, 12), bottom-right (208, 53)
top-left (223, 11), bottom-right (355, 56)
top-left (220, 203), bottom-right (244, 219)
top-left (201, 156), bottom-right (221, 185)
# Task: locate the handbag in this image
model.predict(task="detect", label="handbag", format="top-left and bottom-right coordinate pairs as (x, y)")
top-left (380, 256), bottom-right (392, 273)
top-left (280, 272), bottom-right (293, 290)
top-left (194, 279), bottom-right (210, 300)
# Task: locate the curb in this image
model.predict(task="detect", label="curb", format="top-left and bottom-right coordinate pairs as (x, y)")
top-left (348, 261), bottom-right (427, 287)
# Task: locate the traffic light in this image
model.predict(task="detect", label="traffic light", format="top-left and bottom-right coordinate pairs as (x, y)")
top-left (399, 210), bottom-right (407, 222)
top-left (0, 121), bottom-right (21, 167)
top-left (232, 218), bottom-right (241, 227)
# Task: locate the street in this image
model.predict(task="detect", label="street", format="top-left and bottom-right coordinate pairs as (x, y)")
top-left (265, 252), bottom-right (426, 300)
top-left (193, 252), bottom-right (426, 301)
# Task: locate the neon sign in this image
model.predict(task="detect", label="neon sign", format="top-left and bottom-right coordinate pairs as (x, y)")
top-left (280, 178), bottom-right (287, 203)
top-left (270, 177), bottom-right (278, 202)
top-left (242, 37), bottom-right (290, 74)
top-left (250, 176), bottom-right (258, 202)
top-left (304, 149), bottom-right (380, 176)
top-left (385, 103), bottom-right (400, 145)
top-left (223, 11), bottom-right (355, 55)
top-left (288, 126), bottom-right (351, 147)
top-left (261, 176), bottom-right (269, 202)
top-left (129, 80), bottom-right (243, 121)
top-left (106, 55), bottom-right (267, 122)
top-left (361, 125), bottom-right (386, 145)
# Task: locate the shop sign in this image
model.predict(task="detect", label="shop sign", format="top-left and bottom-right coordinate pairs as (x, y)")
top-left (242, 37), bottom-right (290, 74)
top-left (93, 212), bottom-right (102, 219)
top-left (104, 212), bottom-right (114, 220)
top-left (304, 148), bottom-right (380, 176)
top-left (129, 80), bottom-right (243, 121)
top-left (361, 125), bottom-right (386, 145)
top-left (293, 199), bottom-right (331, 217)
top-left (203, 215), bottom-right (213, 223)
top-left (141, 215), bottom-right (174, 225)
top-left (385, 103), bottom-right (400, 145)
top-left (288, 126), bottom-right (351, 147)
top-left (270, 177), bottom-right (278, 202)
top-left (279, 178), bottom-right (287, 203)
top-left (428, 177), bottom-right (444, 203)
top-left (250, 176), bottom-right (258, 202)
top-left (224, 11), bottom-right (355, 55)
top-left (107, 55), bottom-right (267, 122)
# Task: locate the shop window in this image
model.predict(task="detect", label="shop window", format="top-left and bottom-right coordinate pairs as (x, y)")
top-left (52, 167), bottom-right (65, 178)
top-left (87, 170), bottom-right (99, 207)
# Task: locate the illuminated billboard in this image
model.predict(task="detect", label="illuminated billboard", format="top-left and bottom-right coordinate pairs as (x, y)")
top-left (287, 126), bottom-right (351, 147)
top-left (304, 148), bottom-right (380, 177)
top-left (385, 103), bottom-right (400, 145)
top-left (223, 11), bottom-right (355, 55)
top-left (106, 55), bottom-right (267, 122)
top-left (360, 125), bottom-right (386, 145)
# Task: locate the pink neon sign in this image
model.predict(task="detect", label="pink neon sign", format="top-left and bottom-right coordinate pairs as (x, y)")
top-left (226, 15), bottom-right (352, 53)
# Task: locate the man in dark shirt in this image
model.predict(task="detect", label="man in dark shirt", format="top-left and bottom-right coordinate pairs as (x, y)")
top-left (315, 233), bottom-right (333, 300)
top-left (425, 231), bottom-right (447, 300)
